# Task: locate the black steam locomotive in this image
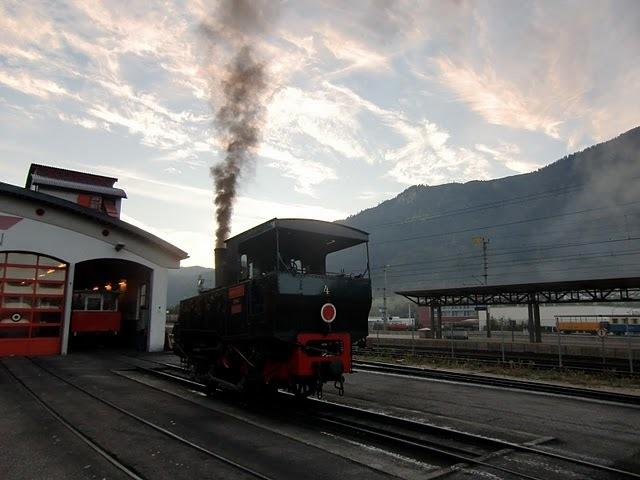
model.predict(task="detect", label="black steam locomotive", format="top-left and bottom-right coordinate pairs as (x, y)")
top-left (173, 218), bottom-right (372, 396)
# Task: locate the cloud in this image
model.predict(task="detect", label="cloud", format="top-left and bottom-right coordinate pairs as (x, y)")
top-left (57, 113), bottom-right (101, 130)
top-left (86, 103), bottom-right (194, 151)
top-left (0, 43), bottom-right (42, 62)
top-left (0, 71), bottom-right (69, 98)
top-left (1, 0), bottom-right (638, 221)
top-left (266, 85), bottom-right (370, 161)
top-left (386, 120), bottom-right (491, 185)
top-left (436, 57), bottom-right (562, 139)
top-left (318, 25), bottom-right (389, 76)
top-left (475, 143), bottom-right (542, 174)
top-left (0, 0), bottom-right (213, 163)
top-left (259, 144), bottom-right (337, 196)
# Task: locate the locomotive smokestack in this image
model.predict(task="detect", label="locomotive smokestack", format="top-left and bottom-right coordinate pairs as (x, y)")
top-left (214, 247), bottom-right (228, 288)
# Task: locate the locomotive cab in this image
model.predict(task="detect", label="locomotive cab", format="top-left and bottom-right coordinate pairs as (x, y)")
top-left (175, 218), bottom-right (372, 397)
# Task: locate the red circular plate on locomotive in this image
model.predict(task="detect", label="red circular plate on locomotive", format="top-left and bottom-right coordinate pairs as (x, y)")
top-left (321, 303), bottom-right (337, 323)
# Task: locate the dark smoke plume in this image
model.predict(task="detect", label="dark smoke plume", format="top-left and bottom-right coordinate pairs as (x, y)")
top-left (202, 1), bottom-right (277, 248)
top-left (211, 46), bottom-right (268, 246)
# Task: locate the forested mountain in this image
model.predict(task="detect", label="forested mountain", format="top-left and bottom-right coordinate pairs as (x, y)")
top-left (336, 126), bottom-right (640, 294)
top-left (168, 127), bottom-right (640, 308)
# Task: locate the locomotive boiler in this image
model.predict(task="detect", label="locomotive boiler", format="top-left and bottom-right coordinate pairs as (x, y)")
top-left (173, 218), bottom-right (372, 396)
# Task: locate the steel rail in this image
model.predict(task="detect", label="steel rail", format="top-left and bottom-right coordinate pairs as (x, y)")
top-left (1, 361), bottom-right (146, 480)
top-left (112, 365), bottom-right (416, 480)
top-left (27, 358), bottom-right (276, 480)
top-left (126, 357), bottom-right (640, 478)
top-left (127, 359), bottom-right (640, 479)
top-left (310, 396), bottom-right (640, 479)
top-left (353, 360), bottom-right (640, 406)
top-left (128, 361), bottom-right (544, 480)
top-left (129, 360), bottom-right (635, 480)
top-left (309, 415), bottom-right (544, 480)
top-left (362, 344), bottom-right (639, 374)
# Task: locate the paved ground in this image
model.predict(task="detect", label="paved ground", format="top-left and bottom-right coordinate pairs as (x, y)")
top-left (0, 354), bottom-right (402, 480)
top-left (322, 366), bottom-right (640, 473)
top-left (2, 352), bottom-right (639, 479)
top-left (0, 363), bottom-right (132, 480)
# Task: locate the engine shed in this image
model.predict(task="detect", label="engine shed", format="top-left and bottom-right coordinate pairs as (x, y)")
top-left (0, 164), bottom-right (188, 356)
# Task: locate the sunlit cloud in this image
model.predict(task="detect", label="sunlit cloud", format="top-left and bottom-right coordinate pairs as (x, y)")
top-left (0, 0), bottom-right (638, 268)
top-left (267, 86), bottom-right (370, 161)
top-left (318, 25), bottom-right (389, 76)
top-left (0, 71), bottom-right (69, 98)
top-left (259, 144), bottom-right (337, 196)
top-left (475, 143), bottom-right (542, 174)
top-left (386, 120), bottom-right (491, 185)
top-left (436, 57), bottom-right (563, 139)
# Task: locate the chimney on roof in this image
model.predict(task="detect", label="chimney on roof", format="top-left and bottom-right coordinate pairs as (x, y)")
top-left (26, 164), bottom-right (127, 218)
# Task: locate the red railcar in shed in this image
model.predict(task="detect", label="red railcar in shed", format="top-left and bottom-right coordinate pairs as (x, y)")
top-left (71, 290), bottom-right (122, 336)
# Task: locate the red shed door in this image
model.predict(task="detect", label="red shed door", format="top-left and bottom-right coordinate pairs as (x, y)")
top-left (0, 252), bottom-right (67, 356)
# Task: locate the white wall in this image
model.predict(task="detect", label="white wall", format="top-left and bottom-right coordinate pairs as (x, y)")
top-left (487, 305), bottom-right (640, 327)
top-left (148, 268), bottom-right (168, 352)
top-left (1, 210), bottom-right (170, 352)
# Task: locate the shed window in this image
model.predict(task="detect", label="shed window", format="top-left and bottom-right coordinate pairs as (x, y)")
top-left (103, 198), bottom-right (118, 217)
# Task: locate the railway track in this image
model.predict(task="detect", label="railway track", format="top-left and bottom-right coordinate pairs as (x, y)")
top-left (360, 344), bottom-right (639, 374)
top-left (5, 358), bottom-right (275, 480)
top-left (128, 356), bottom-right (640, 479)
top-left (1, 361), bottom-right (145, 480)
top-left (353, 360), bottom-right (640, 405)
top-left (148, 356), bottom-right (640, 406)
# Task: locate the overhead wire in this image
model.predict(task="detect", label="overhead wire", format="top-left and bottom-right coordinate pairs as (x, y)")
top-left (358, 178), bottom-right (640, 291)
top-left (370, 235), bottom-right (640, 273)
top-left (375, 248), bottom-right (640, 280)
top-left (368, 199), bottom-right (640, 246)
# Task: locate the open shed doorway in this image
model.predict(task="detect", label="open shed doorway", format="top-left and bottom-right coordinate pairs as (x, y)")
top-left (70, 259), bottom-right (152, 351)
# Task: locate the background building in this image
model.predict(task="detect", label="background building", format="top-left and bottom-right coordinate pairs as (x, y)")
top-left (0, 164), bottom-right (188, 356)
top-left (484, 304), bottom-right (640, 331)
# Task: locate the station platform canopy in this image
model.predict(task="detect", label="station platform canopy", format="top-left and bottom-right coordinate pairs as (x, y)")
top-left (397, 277), bottom-right (640, 307)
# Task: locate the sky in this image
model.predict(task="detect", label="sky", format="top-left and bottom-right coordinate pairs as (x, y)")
top-left (1, 0), bottom-right (638, 267)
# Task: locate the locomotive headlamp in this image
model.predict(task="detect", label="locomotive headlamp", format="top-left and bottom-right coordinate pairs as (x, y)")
top-left (321, 303), bottom-right (337, 323)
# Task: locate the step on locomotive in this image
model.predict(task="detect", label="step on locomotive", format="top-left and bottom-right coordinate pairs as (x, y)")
top-left (173, 218), bottom-right (372, 397)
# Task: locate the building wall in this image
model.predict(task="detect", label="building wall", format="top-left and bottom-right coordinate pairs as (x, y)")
top-left (441, 305), bottom-right (478, 317)
top-left (1, 196), bottom-right (179, 268)
top-left (1, 209), bottom-right (172, 352)
top-left (416, 306), bottom-right (477, 328)
top-left (486, 305), bottom-right (640, 328)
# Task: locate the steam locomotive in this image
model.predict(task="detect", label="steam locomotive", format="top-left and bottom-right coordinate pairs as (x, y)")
top-left (173, 218), bottom-right (372, 396)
